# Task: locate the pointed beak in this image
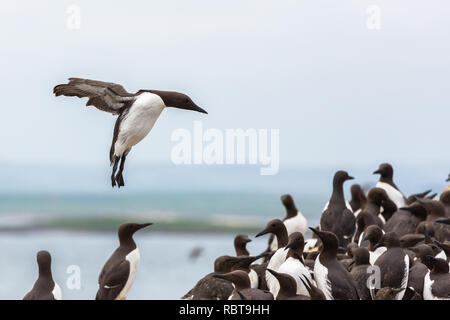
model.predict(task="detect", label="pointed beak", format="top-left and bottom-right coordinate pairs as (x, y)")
top-left (373, 169), bottom-right (381, 175)
top-left (137, 222), bottom-right (153, 231)
top-left (256, 229), bottom-right (270, 238)
top-left (347, 176), bottom-right (354, 180)
top-left (266, 268), bottom-right (278, 278)
top-left (373, 243), bottom-right (382, 250)
top-left (284, 242), bottom-right (292, 251)
top-left (309, 227), bottom-right (324, 240)
top-left (244, 238), bottom-right (252, 244)
top-left (187, 104), bottom-right (208, 114)
top-left (212, 274), bottom-right (226, 280)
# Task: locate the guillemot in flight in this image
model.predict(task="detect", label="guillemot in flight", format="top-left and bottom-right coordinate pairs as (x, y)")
top-left (320, 170), bottom-right (355, 247)
top-left (373, 163), bottom-right (407, 209)
top-left (96, 222), bottom-right (152, 300)
top-left (54, 78), bottom-right (207, 188)
top-left (23, 250), bottom-right (62, 300)
top-left (309, 227), bottom-right (359, 300)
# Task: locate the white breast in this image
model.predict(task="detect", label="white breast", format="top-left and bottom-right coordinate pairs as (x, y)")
top-left (265, 248), bottom-right (288, 296)
top-left (322, 201), bottom-right (353, 213)
top-left (376, 182), bottom-right (406, 209)
top-left (313, 254), bottom-right (333, 300)
top-left (278, 257), bottom-right (313, 296)
top-left (369, 246), bottom-right (387, 265)
top-left (116, 248), bottom-right (140, 300)
top-left (52, 282), bottom-right (62, 300)
top-left (114, 92), bottom-right (165, 157)
top-left (435, 250), bottom-right (446, 260)
top-left (270, 212), bottom-right (308, 251)
top-left (396, 254), bottom-right (409, 300)
top-left (248, 269), bottom-right (259, 289)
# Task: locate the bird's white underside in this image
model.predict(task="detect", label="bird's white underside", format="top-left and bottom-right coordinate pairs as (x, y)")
top-left (269, 212), bottom-right (308, 251)
top-left (376, 182), bottom-right (406, 209)
top-left (114, 92), bottom-right (165, 157)
top-left (265, 248), bottom-right (288, 297)
top-left (313, 254), bottom-right (333, 300)
top-left (278, 256), bottom-right (313, 297)
top-left (115, 248), bottom-right (140, 300)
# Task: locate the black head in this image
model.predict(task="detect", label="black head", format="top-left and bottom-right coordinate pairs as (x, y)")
top-left (266, 269), bottom-right (297, 297)
top-left (415, 198), bottom-right (445, 218)
top-left (367, 187), bottom-right (389, 205)
top-left (152, 90), bottom-right (207, 114)
top-left (426, 256), bottom-right (450, 274)
top-left (256, 219), bottom-right (284, 238)
top-left (36, 250), bottom-right (52, 276)
top-left (375, 232), bottom-right (400, 249)
top-left (346, 242), bottom-right (358, 257)
top-left (408, 244), bottom-right (434, 266)
top-left (399, 234), bottom-right (425, 248)
top-left (439, 191), bottom-right (450, 205)
top-left (400, 201), bottom-right (427, 220)
top-left (213, 270), bottom-right (250, 290)
top-left (373, 163), bottom-right (394, 178)
top-left (362, 225), bottom-right (384, 244)
top-left (446, 173), bottom-right (450, 182)
top-left (118, 222), bottom-right (152, 245)
top-left (352, 247), bottom-right (370, 266)
top-left (309, 227), bottom-right (339, 256)
top-left (234, 234), bottom-right (251, 246)
top-left (333, 170), bottom-right (354, 185)
top-left (284, 232), bottom-right (305, 253)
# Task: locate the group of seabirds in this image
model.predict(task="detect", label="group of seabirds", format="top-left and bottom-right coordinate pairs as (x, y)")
top-left (182, 165), bottom-right (450, 301)
top-left (21, 165), bottom-right (449, 300)
top-left (20, 79), bottom-right (450, 300)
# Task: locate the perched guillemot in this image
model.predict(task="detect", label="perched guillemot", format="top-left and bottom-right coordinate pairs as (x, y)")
top-left (23, 251), bottom-right (62, 300)
top-left (416, 199), bottom-right (450, 242)
top-left (213, 271), bottom-right (273, 300)
top-left (349, 184), bottom-right (367, 214)
top-left (407, 244), bottom-right (434, 297)
top-left (277, 232), bottom-right (313, 297)
top-left (385, 201), bottom-right (427, 237)
top-left (266, 269), bottom-right (310, 300)
top-left (354, 188), bottom-right (387, 244)
top-left (374, 287), bottom-right (405, 300)
top-left (256, 219), bottom-right (289, 296)
top-left (234, 234), bottom-right (251, 256)
top-left (361, 225), bottom-right (386, 265)
top-left (54, 78), bottom-right (207, 188)
top-left (320, 171), bottom-right (356, 247)
top-left (96, 222), bottom-right (152, 300)
top-left (373, 232), bottom-right (409, 300)
top-left (379, 198), bottom-right (397, 222)
top-left (423, 256), bottom-right (450, 300)
top-left (349, 247), bottom-right (373, 300)
top-left (373, 163), bottom-right (407, 209)
top-left (309, 228), bottom-right (359, 300)
top-left (267, 194), bottom-right (307, 251)
top-left (182, 253), bottom-right (267, 300)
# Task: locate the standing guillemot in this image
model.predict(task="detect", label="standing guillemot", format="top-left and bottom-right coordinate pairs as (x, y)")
top-left (266, 269), bottom-right (309, 300)
top-left (182, 253), bottom-right (267, 300)
top-left (373, 232), bottom-right (409, 300)
top-left (361, 225), bottom-right (386, 264)
top-left (373, 163), bottom-right (407, 209)
top-left (349, 247), bottom-right (372, 300)
top-left (213, 271), bottom-right (273, 300)
top-left (256, 219), bottom-right (289, 297)
top-left (278, 232), bottom-right (313, 297)
top-left (96, 222), bottom-right (152, 300)
top-left (23, 251), bottom-right (62, 300)
top-left (354, 188), bottom-right (387, 244)
top-left (267, 194), bottom-right (307, 252)
top-left (385, 201), bottom-right (427, 237)
top-left (423, 256), bottom-right (450, 300)
top-left (320, 171), bottom-right (355, 247)
top-left (309, 228), bottom-right (359, 300)
top-left (349, 184), bottom-right (367, 213)
top-left (407, 244), bottom-right (434, 297)
top-left (54, 78), bottom-right (207, 188)
top-left (234, 234), bottom-right (251, 256)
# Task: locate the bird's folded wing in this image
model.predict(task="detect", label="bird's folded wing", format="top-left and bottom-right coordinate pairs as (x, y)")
top-left (101, 260), bottom-right (130, 289)
top-left (53, 78), bottom-right (136, 114)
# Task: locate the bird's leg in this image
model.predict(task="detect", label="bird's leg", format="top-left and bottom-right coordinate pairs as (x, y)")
top-left (111, 156), bottom-right (119, 187)
top-left (115, 154), bottom-right (127, 188)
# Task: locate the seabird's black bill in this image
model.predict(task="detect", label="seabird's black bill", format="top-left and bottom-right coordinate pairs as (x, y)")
top-left (266, 268), bottom-right (278, 277)
top-left (347, 176), bottom-right (354, 180)
top-left (212, 274), bottom-right (227, 280)
top-left (373, 170), bottom-right (381, 174)
top-left (244, 238), bottom-right (252, 243)
top-left (255, 229), bottom-right (270, 237)
top-left (309, 227), bottom-right (323, 240)
top-left (137, 223), bottom-right (153, 230)
top-left (284, 242), bottom-right (292, 251)
top-left (176, 104), bottom-right (208, 114)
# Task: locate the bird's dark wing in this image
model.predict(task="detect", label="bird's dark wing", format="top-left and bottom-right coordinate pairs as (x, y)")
top-left (96, 260), bottom-right (130, 300)
top-left (53, 78), bottom-right (136, 114)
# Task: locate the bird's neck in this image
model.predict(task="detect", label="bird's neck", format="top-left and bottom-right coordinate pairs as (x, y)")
top-left (275, 228), bottom-right (289, 248)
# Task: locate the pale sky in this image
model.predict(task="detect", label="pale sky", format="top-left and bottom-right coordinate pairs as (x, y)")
top-left (1, 0), bottom-right (449, 169)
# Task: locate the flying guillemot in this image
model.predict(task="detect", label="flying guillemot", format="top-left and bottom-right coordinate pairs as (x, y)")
top-left (23, 250), bottom-right (62, 300)
top-left (96, 222), bottom-right (152, 300)
top-left (54, 78), bottom-right (207, 188)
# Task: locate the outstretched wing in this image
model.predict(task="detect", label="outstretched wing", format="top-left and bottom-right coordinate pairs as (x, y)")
top-left (53, 78), bottom-right (136, 114)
